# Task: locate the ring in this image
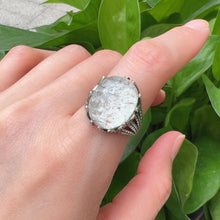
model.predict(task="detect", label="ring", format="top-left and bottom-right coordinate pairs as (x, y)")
top-left (85, 76), bottom-right (143, 135)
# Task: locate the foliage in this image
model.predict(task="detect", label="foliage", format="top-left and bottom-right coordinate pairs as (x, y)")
top-left (1, 0), bottom-right (220, 219)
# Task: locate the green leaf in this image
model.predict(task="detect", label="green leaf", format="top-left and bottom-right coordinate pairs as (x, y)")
top-left (212, 10), bottom-right (220, 35)
top-left (0, 24), bottom-right (55, 51)
top-left (121, 109), bottom-right (151, 162)
top-left (182, 0), bottom-right (220, 23)
top-left (165, 98), bottom-right (195, 134)
top-left (141, 23), bottom-right (178, 38)
top-left (203, 74), bottom-right (220, 117)
top-left (155, 208), bottom-right (166, 220)
top-left (191, 105), bottom-right (220, 142)
top-left (184, 137), bottom-right (220, 213)
top-left (172, 35), bottom-right (220, 97)
top-left (212, 42), bottom-right (220, 81)
top-left (141, 127), bottom-right (170, 155)
top-left (38, 0), bottom-right (101, 32)
top-left (103, 152), bottom-right (140, 204)
top-left (39, 22), bottom-right (101, 50)
top-left (204, 204), bottom-right (212, 220)
top-left (147, 0), bottom-right (161, 8)
top-left (173, 140), bottom-right (198, 207)
top-left (43, 0), bottom-right (89, 10)
top-left (148, 0), bottom-right (184, 22)
top-left (209, 190), bottom-right (220, 220)
top-left (166, 182), bottom-right (190, 220)
top-left (180, 0), bottom-right (209, 21)
top-left (165, 140), bottom-right (197, 220)
top-left (0, 51), bottom-right (5, 60)
top-left (98, 0), bottom-right (141, 54)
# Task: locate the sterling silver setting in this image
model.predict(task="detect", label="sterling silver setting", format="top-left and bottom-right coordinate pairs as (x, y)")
top-left (85, 76), bottom-right (143, 136)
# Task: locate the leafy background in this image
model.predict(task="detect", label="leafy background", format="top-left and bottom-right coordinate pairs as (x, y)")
top-left (1, 0), bottom-right (220, 219)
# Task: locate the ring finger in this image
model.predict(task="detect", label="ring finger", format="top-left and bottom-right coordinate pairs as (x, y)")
top-left (0, 46), bottom-right (54, 92)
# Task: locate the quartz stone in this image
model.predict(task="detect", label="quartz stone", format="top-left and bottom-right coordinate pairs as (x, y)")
top-left (88, 76), bottom-right (139, 130)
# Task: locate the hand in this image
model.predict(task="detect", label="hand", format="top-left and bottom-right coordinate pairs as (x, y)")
top-left (0, 19), bottom-right (209, 219)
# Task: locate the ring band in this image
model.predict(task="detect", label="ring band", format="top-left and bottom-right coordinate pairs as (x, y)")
top-left (85, 76), bottom-right (143, 135)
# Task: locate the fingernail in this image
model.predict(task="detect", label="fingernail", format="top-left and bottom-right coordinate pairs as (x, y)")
top-left (184, 19), bottom-right (209, 31)
top-left (171, 134), bottom-right (185, 161)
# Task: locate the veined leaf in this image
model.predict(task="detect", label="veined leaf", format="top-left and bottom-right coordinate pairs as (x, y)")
top-left (146, 0), bottom-right (161, 8)
top-left (165, 98), bottom-right (195, 134)
top-left (172, 35), bottom-right (220, 97)
top-left (43, 0), bottom-right (89, 10)
top-left (202, 74), bottom-right (220, 117)
top-left (98, 0), bottom-right (141, 54)
top-left (166, 182), bottom-right (190, 220)
top-left (184, 137), bottom-right (220, 213)
top-left (173, 140), bottom-right (198, 207)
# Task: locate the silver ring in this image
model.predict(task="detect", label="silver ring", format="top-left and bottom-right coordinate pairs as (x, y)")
top-left (85, 76), bottom-right (143, 136)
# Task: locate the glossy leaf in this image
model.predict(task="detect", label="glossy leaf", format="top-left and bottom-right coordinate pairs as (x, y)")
top-left (147, 0), bottom-right (161, 8)
top-left (165, 140), bottom-right (198, 220)
top-left (38, 0), bottom-right (101, 32)
top-left (103, 152), bottom-right (140, 204)
top-left (209, 190), bottom-right (220, 220)
top-left (141, 23), bottom-right (177, 38)
top-left (166, 182), bottom-right (190, 220)
top-left (43, 0), bottom-right (89, 9)
top-left (212, 42), bottom-right (220, 81)
top-left (180, 0), bottom-right (209, 21)
top-left (0, 25), bottom-right (55, 51)
top-left (191, 105), bottom-right (220, 142)
top-left (212, 10), bottom-right (220, 35)
top-left (148, 0), bottom-right (184, 22)
top-left (141, 127), bottom-right (170, 155)
top-left (165, 98), bottom-right (195, 133)
top-left (184, 137), bottom-right (220, 213)
top-left (121, 109), bottom-right (151, 162)
top-left (172, 35), bottom-right (220, 97)
top-left (98, 0), bottom-right (141, 54)
top-left (173, 140), bottom-right (198, 207)
top-left (182, 0), bottom-right (220, 23)
top-left (202, 74), bottom-right (220, 117)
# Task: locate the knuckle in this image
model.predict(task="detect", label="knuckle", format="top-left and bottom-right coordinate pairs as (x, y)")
top-left (7, 45), bottom-right (32, 57)
top-left (173, 26), bottom-right (195, 38)
top-left (94, 49), bottom-right (122, 60)
top-left (129, 40), bottom-right (169, 68)
top-left (62, 44), bottom-right (91, 57)
top-left (157, 175), bottom-right (172, 201)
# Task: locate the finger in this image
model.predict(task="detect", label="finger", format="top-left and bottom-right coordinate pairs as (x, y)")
top-left (109, 19), bottom-right (210, 111)
top-left (0, 46), bottom-right (54, 92)
top-left (65, 20), bottom-right (209, 205)
top-left (151, 89), bottom-right (165, 106)
top-left (24, 50), bottom-right (122, 114)
top-left (0, 45), bottom-right (90, 110)
top-left (98, 131), bottom-right (185, 220)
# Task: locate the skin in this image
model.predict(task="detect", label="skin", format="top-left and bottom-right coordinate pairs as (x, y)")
top-left (0, 19), bottom-right (209, 219)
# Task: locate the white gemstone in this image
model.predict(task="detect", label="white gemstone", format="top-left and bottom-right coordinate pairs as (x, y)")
top-left (88, 76), bottom-right (139, 130)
